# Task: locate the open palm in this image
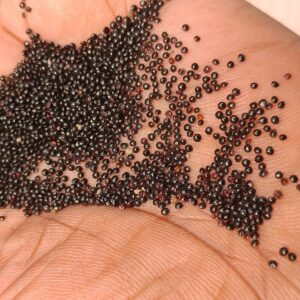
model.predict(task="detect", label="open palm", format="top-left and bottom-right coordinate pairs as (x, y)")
top-left (0, 0), bottom-right (300, 299)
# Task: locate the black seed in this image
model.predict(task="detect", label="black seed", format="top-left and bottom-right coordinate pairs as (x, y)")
top-left (271, 116), bottom-right (279, 124)
top-left (161, 207), bottom-right (170, 216)
top-left (238, 54), bottom-right (245, 62)
top-left (0, 216), bottom-right (5, 221)
top-left (175, 203), bottom-right (183, 209)
top-left (182, 24), bottom-right (190, 31)
top-left (193, 134), bottom-right (202, 142)
top-left (244, 144), bottom-right (252, 153)
top-left (275, 171), bottom-right (283, 179)
top-left (268, 260), bottom-right (278, 269)
top-left (279, 134), bottom-right (287, 141)
top-left (271, 81), bottom-right (279, 88)
top-left (198, 202), bottom-right (206, 209)
top-left (212, 59), bottom-right (219, 65)
top-left (205, 127), bottom-right (213, 135)
top-left (284, 73), bottom-right (292, 80)
top-left (227, 61), bottom-right (234, 68)
top-left (203, 66), bottom-right (211, 73)
top-left (288, 253), bottom-right (297, 262)
top-left (254, 147), bottom-right (262, 154)
top-left (175, 54), bottom-right (182, 62)
top-left (178, 82), bottom-right (187, 91)
top-left (188, 115), bottom-right (196, 124)
top-left (270, 129), bottom-right (277, 138)
top-left (181, 47), bottom-right (188, 54)
top-left (151, 34), bottom-right (158, 42)
top-left (279, 247), bottom-right (288, 256)
top-left (289, 175), bottom-right (298, 183)
top-left (194, 36), bottom-right (200, 42)
top-left (266, 146), bottom-right (274, 155)
top-left (250, 82), bottom-right (258, 89)
top-left (271, 96), bottom-right (279, 104)
top-left (253, 129), bottom-right (262, 137)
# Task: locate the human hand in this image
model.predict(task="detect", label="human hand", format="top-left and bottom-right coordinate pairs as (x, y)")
top-left (0, 0), bottom-right (300, 299)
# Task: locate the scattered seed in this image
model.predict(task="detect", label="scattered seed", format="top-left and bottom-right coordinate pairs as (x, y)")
top-left (279, 247), bottom-right (288, 256)
top-left (250, 82), bottom-right (258, 89)
top-left (266, 146), bottom-right (274, 155)
top-left (182, 24), bottom-right (190, 31)
top-left (227, 61), bottom-right (234, 68)
top-left (288, 253), bottom-right (297, 262)
top-left (268, 260), bottom-right (278, 269)
top-left (238, 53), bottom-right (245, 62)
top-left (212, 59), bottom-right (219, 65)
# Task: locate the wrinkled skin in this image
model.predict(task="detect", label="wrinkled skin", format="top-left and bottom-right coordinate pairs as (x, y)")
top-left (0, 0), bottom-right (300, 299)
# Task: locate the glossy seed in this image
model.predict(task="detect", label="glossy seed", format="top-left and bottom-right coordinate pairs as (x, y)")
top-left (289, 175), bottom-right (298, 183)
top-left (212, 59), bottom-right (219, 65)
top-left (182, 24), bottom-right (190, 31)
top-left (275, 171), bottom-right (283, 179)
top-left (268, 260), bottom-right (278, 269)
top-left (279, 134), bottom-right (287, 141)
top-left (227, 61), bottom-right (234, 68)
top-left (238, 54), bottom-right (245, 62)
top-left (266, 146), bottom-right (274, 155)
top-left (279, 247), bottom-right (288, 256)
top-left (175, 203), bottom-right (183, 209)
top-left (288, 253), bottom-right (297, 262)
top-left (250, 82), bottom-right (258, 89)
top-left (161, 207), bottom-right (170, 216)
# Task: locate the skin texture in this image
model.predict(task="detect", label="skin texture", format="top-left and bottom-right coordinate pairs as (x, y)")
top-left (0, 0), bottom-right (300, 299)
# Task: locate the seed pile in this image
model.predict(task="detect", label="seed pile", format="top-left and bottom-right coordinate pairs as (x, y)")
top-left (0, 0), bottom-right (298, 256)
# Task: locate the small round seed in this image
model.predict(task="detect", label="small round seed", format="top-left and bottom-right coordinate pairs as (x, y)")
top-left (279, 247), bottom-right (288, 256)
top-left (271, 81), bottom-right (279, 88)
top-left (266, 146), bottom-right (274, 155)
top-left (182, 24), bottom-right (190, 31)
top-left (227, 61), bottom-right (234, 68)
top-left (288, 253), bottom-right (297, 262)
top-left (250, 82), bottom-right (258, 89)
top-left (268, 260), bottom-right (278, 269)
top-left (161, 207), bottom-right (170, 216)
top-left (212, 59), bottom-right (219, 65)
top-left (175, 202), bottom-right (183, 209)
top-left (238, 54), bottom-right (245, 62)
top-left (289, 175), bottom-right (298, 183)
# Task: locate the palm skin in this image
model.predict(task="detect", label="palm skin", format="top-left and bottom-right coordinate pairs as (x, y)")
top-left (0, 0), bottom-right (300, 299)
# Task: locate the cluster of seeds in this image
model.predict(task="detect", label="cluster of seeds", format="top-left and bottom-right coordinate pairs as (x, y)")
top-left (19, 0), bottom-right (32, 18)
top-left (268, 246), bottom-right (297, 269)
top-left (0, 0), bottom-right (298, 264)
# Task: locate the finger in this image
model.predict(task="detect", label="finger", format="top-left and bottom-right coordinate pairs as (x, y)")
top-left (0, 0), bottom-right (139, 45)
top-left (0, 23), bottom-right (24, 75)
